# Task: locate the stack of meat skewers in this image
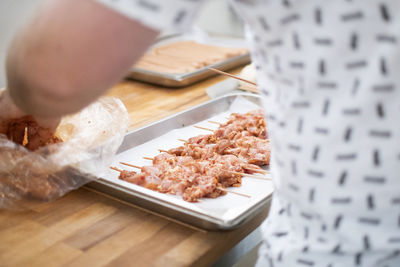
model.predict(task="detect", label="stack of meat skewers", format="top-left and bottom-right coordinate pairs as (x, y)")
top-left (112, 109), bottom-right (271, 202)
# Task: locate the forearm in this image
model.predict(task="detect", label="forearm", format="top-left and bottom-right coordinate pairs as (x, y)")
top-left (6, 0), bottom-right (158, 118)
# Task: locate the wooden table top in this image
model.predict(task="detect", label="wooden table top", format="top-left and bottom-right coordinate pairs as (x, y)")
top-left (0, 71), bottom-right (269, 267)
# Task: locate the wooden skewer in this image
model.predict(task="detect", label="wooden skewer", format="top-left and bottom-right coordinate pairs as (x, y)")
top-left (230, 171), bottom-right (271, 180)
top-left (218, 187), bottom-right (251, 198)
top-left (110, 166), bottom-right (123, 172)
top-left (194, 125), bottom-right (214, 132)
top-left (22, 126), bottom-right (29, 147)
top-left (158, 149), bottom-right (169, 153)
top-left (245, 168), bottom-right (269, 174)
top-left (143, 157), bottom-right (154, 161)
top-left (178, 139), bottom-right (187, 143)
top-left (120, 162), bottom-right (141, 169)
top-left (208, 120), bottom-right (222, 125)
top-left (238, 84), bottom-right (259, 94)
top-left (208, 68), bottom-right (257, 86)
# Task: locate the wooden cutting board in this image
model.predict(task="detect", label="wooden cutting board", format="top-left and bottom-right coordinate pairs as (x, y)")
top-left (0, 70), bottom-right (269, 267)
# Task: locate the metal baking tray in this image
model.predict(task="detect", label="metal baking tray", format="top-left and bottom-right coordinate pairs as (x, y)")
top-left (127, 34), bottom-right (251, 87)
top-left (87, 94), bottom-right (273, 230)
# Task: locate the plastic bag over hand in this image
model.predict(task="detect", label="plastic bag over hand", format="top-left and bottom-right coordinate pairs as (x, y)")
top-left (0, 97), bottom-right (129, 209)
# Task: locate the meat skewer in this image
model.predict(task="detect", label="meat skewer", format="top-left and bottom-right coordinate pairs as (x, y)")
top-left (112, 109), bottom-right (271, 202)
top-left (110, 166), bottom-right (251, 199)
top-left (122, 160), bottom-right (270, 180)
top-left (166, 144), bottom-right (267, 173)
top-left (116, 153), bottom-right (225, 201)
top-left (174, 137), bottom-right (270, 166)
top-left (159, 148), bottom-right (268, 175)
top-left (143, 150), bottom-right (268, 174)
top-left (3, 115), bottom-right (63, 150)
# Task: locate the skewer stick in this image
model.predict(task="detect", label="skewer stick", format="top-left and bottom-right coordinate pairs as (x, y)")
top-left (248, 169), bottom-right (269, 175)
top-left (159, 149), bottom-right (169, 153)
top-left (218, 187), bottom-right (251, 198)
top-left (178, 139), bottom-right (187, 143)
top-left (110, 166), bottom-right (123, 172)
top-left (194, 126), bottom-right (214, 132)
top-left (208, 120), bottom-right (222, 125)
top-left (230, 171), bottom-right (271, 180)
top-left (208, 68), bottom-right (257, 86)
top-left (238, 84), bottom-right (259, 94)
top-left (22, 127), bottom-right (29, 147)
top-left (120, 162), bottom-right (141, 169)
top-left (143, 157), bottom-right (154, 161)
top-left (110, 166), bottom-right (249, 202)
top-left (245, 168), bottom-right (269, 174)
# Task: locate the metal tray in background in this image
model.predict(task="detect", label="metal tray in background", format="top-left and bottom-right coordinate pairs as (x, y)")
top-left (87, 94), bottom-right (272, 231)
top-left (126, 35), bottom-right (251, 87)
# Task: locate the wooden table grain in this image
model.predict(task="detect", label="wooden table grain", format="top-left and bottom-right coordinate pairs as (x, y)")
top-left (0, 71), bottom-right (269, 267)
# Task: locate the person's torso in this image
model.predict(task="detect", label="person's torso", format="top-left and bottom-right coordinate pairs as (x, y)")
top-left (230, 0), bottom-right (400, 266)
